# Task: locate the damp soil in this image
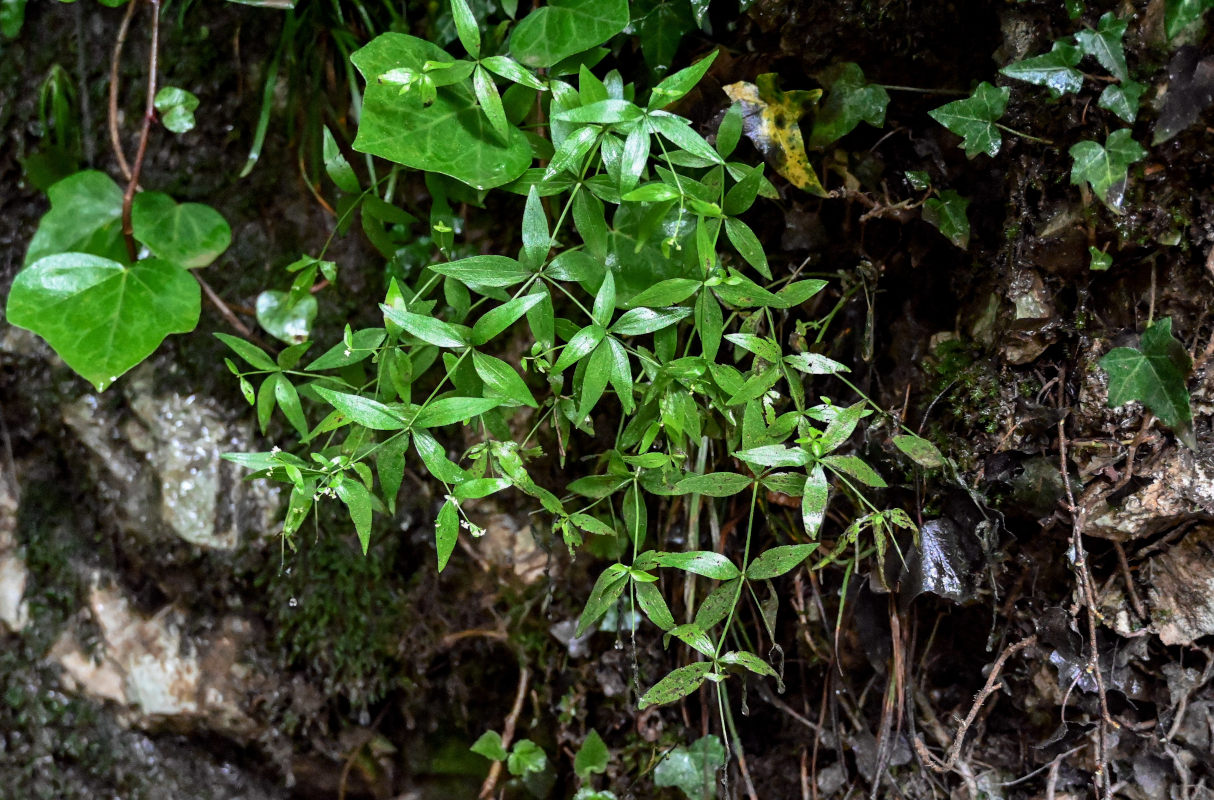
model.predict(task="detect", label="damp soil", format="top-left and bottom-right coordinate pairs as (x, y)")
top-left (3, 1), bottom-right (1214, 799)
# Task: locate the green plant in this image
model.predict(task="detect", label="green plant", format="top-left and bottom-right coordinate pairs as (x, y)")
top-left (216, 0), bottom-right (938, 784)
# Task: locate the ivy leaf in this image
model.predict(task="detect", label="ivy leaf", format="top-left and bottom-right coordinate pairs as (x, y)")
top-left (637, 661), bottom-right (713, 709)
top-left (652, 735), bottom-right (725, 794)
top-left (24, 170), bottom-right (125, 266)
top-left (131, 191), bottom-right (232, 268)
top-left (722, 73), bottom-right (825, 195)
top-left (807, 62), bottom-right (890, 149)
top-left (471, 731), bottom-right (508, 761)
top-left (7, 253), bottom-right (200, 392)
top-left (1099, 317), bottom-right (1195, 448)
top-left (153, 86), bottom-right (200, 134)
top-left (999, 40), bottom-right (1083, 97)
top-left (1068, 129), bottom-right (1146, 213)
top-left (351, 33), bottom-right (530, 190)
top-left (1165, 0), bottom-right (1214, 41)
top-left (508, 0), bottom-right (629, 69)
top-left (927, 82), bottom-right (1010, 158)
top-left (1088, 246), bottom-right (1113, 271)
top-left (922, 189), bottom-right (971, 249)
top-left (634, 0), bottom-right (695, 79)
top-left (1074, 13), bottom-right (1128, 81)
top-left (1098, 79), bottom-right (1145, 124)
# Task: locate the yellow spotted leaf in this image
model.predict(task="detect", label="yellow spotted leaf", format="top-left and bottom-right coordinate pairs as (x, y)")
top-left (723, 74), bottom-right (825, 196)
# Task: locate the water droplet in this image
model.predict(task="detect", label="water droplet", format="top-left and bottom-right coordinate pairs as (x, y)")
top-left (288, 597), bottom-right (298, 608)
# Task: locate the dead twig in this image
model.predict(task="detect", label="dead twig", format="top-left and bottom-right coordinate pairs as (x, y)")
top-left (478, 663), bottom-right (532, 800)
top-left (913, 633), bottom-right (1038, 774)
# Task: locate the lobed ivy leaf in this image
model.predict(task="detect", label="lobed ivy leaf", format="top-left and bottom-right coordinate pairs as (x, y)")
top-left (652, 735), bottom-right (725, 795)
top-left (1068, 128), bottom-right (1146, 213)
top-left (922, 189), bottom-right (971, 249)
top-left (7, 253), bottom-right (200, 392)
top-left (24, 170), bottom-right (125, 266)
top-left (509, 0), bottom-right (629, 69)
top-left (927, 82), bottom-right (1010, 158)
top-left (1074, 12), bottom-right (1128, 81)
top-left (256, 290), bottom-right (316, 345)
top-left (1098, 79), bottom-right (1145, 124)
top-left (1165, 0), bottom-right (1214, 40)
top-left (807, 62), bottom-right (890, 149)
top-left (1099, 317), bottom-right (1195, 448)
top-left (576, 563), bottom-right (630, 635)
top-left (153, 86), bottom-right (200, 134)
top-left (999, 40), bottom-right (1083, 98)
top-left (131, 191), bottom-right (232, 268)
top-left (351, 33), bottom-right (530, 190)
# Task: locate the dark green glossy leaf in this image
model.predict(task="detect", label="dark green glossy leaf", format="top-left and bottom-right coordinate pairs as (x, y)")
top-left (922, 189), bottom-right (970, 249)
top-left (153, 86), bottom-right (199, 134)
top-left (653, 735), bottom-right (725, 796)
top-left (414, 396), bottom-right (503, 427)
top-left (576, 562), bottom-right (630, 635)
top-left (1098, 79), bottom-right (1144, 124)
top-left (473, 349), bottom-right (538, 407)
top-left (381, 304), bottom-right (471, 347)
top-left (802, 463), bottom-right (828, 539)
top-left (928, 82), bottom-right (1010, 158)
top-left (215, 332), bottom-right (277, 371)
top-left (322, 125), bottom-right (360, 192)
top-left (999, 40), bottom-right (1083, 97)
top-left (610, 305), bottom-right (692, 336)
top-left (807, 62), bottom-right (890, 149)
top-left (472, 291), bottom-right (546, 345)
top-left (1069, 129), bottom-right (1146, 213)
top-left (1100, 317), bottom-right (1195, 448)
top-left (305, 328), bottom-right (386, 370)
top-left (733, 444), bottom-right (810, 469)
top-left (821, 454), bottom-right (887, 488)
top-left (429, 254), bottom-right (533, 288)
top-left (1074, 12), bottom-right (1128, 81)
top-left (256, 290), bottom-right (316, 345)
top-left (509, 0), bottom-right (629, 69)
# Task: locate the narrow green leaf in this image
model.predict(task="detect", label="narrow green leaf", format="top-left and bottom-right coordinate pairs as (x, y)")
top-left (637, 661), bottom-right (712, 709)
top-left (436, 497), bottom-right (459, 571)
top-left (718, 650), bottom-right (779, 678)
top-left (472, 291), bottom-right (546, 345)
top-left (802, 463), bottom-right (828, 539)
top-left (553, 324), bottom-right (606, 372)
top-left (733, 444), bottom-right (810, 469)
top-left (694, 579), bottom-right (739, 630)
top-left (999, 40), bottom-right (1083, 97)
top-left (821, 454), bottom-right (887, 488)
top-left (746, 543), bottom-right (818, 580)
top-left (305, 328), bottom-right (387, 370)
top-left (818, 401), bottom-right (868, 453)
top-left (651, 550), bottom-right (740, 580)
top-left (473, 350), bottom-right (538, 407)
top-left (648, 49), bottom-right (718, 109)
top-left (892, 434), bottom-right (945, 469)
top-left (674, 472), bottom-right (753, 497)
top-left (723, 217), bottom-right (770, 279)
top-left (665, 623), bottom-right (715, 657)
top-left (592, 270), bottom-right (616, 327)
top-left (377, 442), bottom-right (407, 512)
top-left (784, 352), bottom-right (849, 375)
top-left (414, 396), bottom-right (504, 427)
top-left (578, 341), bottom-right (613, 419)
top-left (428, 254), bottom-right (533, 288)
top-left (473, 66), bottom-right (509, 139)
top-left (381, 304), bottom-right (470, 347)
top-left (647, 112), bottom-right (723, 164)
top-left (314, 387), bottom-right (409, 430)
top-left (273, 375), bottom-right (308, 437)
top-left (576, 563), bottom-right (631, 635)
top-left (634, 580), bottom-right (676, 631)
top-left (626, 278), bottom-right (701, 308)
top-left (215, 332), bottom-right (278, 371)
top-left (335, 477), bottom-right (373, 554)
top-left (725, 333), bottom-right (782, 364)
top-left (322, 125), bottom-right (360, 193)
top-left (450, 0), bottom-right (481, 57)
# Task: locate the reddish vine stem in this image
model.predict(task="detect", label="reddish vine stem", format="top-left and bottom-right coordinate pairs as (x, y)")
top-left (108, 0), bottom-right (137, 181)
top-left (120, 0), bottom-right (160, 263)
